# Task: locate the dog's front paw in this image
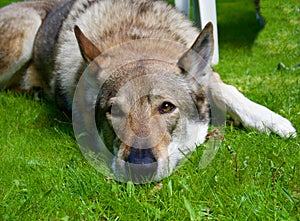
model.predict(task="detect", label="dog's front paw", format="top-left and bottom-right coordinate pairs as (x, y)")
top-left (231, 103), bottom-right (297, 138)
top-left (210, 78), bottom-right (297, 138)
top-left (266, 113), bottom-right (297, 138)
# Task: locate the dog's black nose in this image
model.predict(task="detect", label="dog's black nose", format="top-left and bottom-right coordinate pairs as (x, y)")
top-left (127, 148), bottom-right (156, 164)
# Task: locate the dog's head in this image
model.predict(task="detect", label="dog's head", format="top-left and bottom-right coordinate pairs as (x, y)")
top-left (74, 23), bottom-right (214, 182)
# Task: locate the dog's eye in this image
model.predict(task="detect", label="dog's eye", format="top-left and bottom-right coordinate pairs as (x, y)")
top-left (159, 102), bottom-right (176, 114)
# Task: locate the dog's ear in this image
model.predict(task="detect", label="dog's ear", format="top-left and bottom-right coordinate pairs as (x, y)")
top-left (177, 23), bottom-right (213, 120)
top-left (177, 22), bottom-right (214, 75)
top-left (74, 25), bottom-right (101, 62)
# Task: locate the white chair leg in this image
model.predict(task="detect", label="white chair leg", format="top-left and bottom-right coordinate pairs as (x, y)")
top-left (175, 0), bottom-right (219, 65)
top-left (198, 0), bottom-right (219, 65)
top-left (175, 0), bottom-right (190, 17)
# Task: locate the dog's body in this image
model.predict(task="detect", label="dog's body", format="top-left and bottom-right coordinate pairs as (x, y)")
top-left (0, 0), bottom-right (296, 182)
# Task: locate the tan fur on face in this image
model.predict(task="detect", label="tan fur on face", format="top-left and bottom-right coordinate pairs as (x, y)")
top-left (98, 59), bottom-right (198, 175)
top-left (109, 94), bottom-right (177, 157)
top-left (152, 133), bottom-right (171, 161)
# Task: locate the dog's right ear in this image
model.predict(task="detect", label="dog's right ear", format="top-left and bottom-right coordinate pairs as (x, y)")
top-left (74, 25), bottom-right (101, 62)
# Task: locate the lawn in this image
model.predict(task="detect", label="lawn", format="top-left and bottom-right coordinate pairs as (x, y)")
top-left (0, 0), bottom-right (299, 220)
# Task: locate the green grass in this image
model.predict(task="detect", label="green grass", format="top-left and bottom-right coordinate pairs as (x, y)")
top-left (1, 0), bottom-right (299, 220)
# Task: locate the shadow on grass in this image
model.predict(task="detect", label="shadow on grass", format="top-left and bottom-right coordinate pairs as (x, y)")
top-left (170, 0), bottom-right (264, 50)
top-left (17, 91), bottom-right (74, 136)
top-left (216, 0), bottom-right (264, 49)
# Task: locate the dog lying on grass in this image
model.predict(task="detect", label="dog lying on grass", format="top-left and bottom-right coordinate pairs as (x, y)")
top-left (0, 0), bottom-right (296, 182)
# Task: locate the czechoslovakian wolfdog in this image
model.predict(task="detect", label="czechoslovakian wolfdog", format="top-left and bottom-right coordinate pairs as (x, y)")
top-left (0, 0), bottom-right (296, 182)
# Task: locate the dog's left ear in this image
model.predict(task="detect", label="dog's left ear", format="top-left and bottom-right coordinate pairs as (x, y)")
top-left (74, 25), bottom-right (101, 62)
top-left (177, 22), bottom-right (214, 76)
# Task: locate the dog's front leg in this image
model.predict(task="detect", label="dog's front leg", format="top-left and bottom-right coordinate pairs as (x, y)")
top-left (208, 72), bottom-right (297, 138)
